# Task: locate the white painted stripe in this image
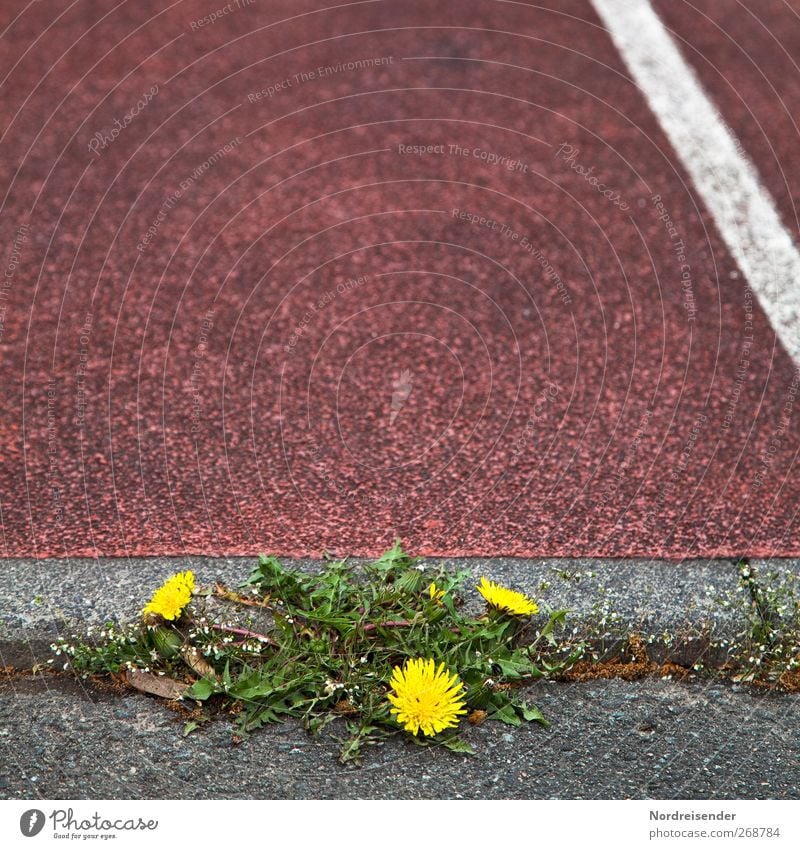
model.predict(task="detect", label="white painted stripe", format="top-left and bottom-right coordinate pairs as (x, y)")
top-left (591, 0), bottom-right (800, 364)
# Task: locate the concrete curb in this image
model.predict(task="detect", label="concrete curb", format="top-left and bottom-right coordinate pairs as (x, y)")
top-left (1, 555), bottom-right (797, 669)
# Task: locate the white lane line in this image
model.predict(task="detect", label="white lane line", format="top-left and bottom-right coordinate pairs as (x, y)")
top-left (591, 0), bottom-right (800, 365)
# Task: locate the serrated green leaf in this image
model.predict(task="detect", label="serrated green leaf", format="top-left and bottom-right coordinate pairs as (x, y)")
top-left (494, 651), bottom-right (539, 679)
top-left (442, 593), bottom-right (458, 617)
top-left (397, 569), bottom-right (425, 594)
top-left (492, 703), bottom-right (522, 726)
top-left (539, 609), bottom-right (569, 645)
top-left (521, 701), bottom-right (549, 726)
top-left (372, 538), bottom-right (416, 574)
top-left (440, 736), bottom-right (476, 756)
top-left (185, 677), bottom-right (215, 701)
top-left (230, 678), bottom-right (275, 700)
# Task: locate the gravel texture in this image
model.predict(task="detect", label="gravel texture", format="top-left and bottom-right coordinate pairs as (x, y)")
top-left (1, 675), bottom-right (797, 800)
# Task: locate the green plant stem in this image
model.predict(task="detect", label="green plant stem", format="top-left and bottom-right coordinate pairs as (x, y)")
top-left (362, 620), bottom-right (413, 633)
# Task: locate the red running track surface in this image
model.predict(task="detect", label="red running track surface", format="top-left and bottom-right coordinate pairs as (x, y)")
top-left (652, 0), bottom-right (800, 245)
top-left (0, 0), bottom-right (798, 559)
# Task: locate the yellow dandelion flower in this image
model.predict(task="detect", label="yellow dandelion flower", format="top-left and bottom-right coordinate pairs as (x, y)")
top-left (143, 570), bottom-right (195, 622)
top-left (476, 577), bottom-right (538, 616)
top-left (387, 657), bottom-right (467, 736)
top-left (427, 582), bottom-right (445, 603)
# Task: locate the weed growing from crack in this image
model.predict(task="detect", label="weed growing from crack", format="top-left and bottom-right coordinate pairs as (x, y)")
top-left (717, 559), bottom-right (800, 684)
top-left (51, 541), bottom-right (585, 763)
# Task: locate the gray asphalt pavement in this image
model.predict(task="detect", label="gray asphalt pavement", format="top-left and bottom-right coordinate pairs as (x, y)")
top-left (1, 674), bottom-right (797, 800)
